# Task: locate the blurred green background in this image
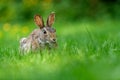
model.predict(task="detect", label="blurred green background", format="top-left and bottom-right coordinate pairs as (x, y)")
top-left (0, 0), bottom-right (120, 80)
top-left (0, 0), bottom-right (120, 23)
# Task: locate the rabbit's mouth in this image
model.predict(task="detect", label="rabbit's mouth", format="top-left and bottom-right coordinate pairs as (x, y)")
top-left (51, 41), bottom-right (56, 44)
top-left (46, 41), bottom-right (50, 43)
top-left (46, 40), bottom-right (56, 44)
top-left (45, 41), bottom-right (57, 48)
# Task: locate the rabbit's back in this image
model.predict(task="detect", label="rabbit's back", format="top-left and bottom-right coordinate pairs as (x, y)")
top-left (20, 37), bottom-right (31, 53)
top-left (20, 29), bottom-right (44, 53)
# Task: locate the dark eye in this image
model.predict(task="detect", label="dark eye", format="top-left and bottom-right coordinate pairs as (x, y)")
top-left (43, 30), bottom-right (47, 34)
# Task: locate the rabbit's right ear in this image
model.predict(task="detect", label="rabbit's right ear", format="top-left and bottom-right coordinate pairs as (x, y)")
top-left (34, 15), bottom-right (44, 29)
top-left (46, 12), bottom-right (55, 27)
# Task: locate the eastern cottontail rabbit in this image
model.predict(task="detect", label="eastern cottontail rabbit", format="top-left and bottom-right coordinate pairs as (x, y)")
top-left (20, 12), bottom-right (57, 53)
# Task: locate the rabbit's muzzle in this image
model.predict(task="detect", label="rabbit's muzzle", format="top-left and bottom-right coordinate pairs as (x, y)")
top-left (49, 33), bottom-right (57, 43)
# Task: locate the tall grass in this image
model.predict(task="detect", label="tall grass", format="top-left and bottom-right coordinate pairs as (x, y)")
top-left (0, 20), bottom-right (120, 80)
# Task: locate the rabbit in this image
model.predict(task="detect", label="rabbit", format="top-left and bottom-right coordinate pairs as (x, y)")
top-left (19, 12), bottom-right (57, 53)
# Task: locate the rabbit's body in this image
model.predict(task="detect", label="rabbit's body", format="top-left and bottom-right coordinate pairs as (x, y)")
top-left (20, 12), bottom-right (57, 53)
top-left (20, 29), bottom-right (42, 53)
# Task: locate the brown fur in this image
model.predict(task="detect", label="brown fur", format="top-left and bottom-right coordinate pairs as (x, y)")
top-left (20, 12), bottom-right (57, 53)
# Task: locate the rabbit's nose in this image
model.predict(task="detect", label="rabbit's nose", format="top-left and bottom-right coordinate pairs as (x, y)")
top-left (53, 39), bottom-right (56, 42)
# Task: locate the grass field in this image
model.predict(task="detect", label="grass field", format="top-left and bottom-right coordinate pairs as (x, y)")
top-left (0, 20), bottom-right (120, 80)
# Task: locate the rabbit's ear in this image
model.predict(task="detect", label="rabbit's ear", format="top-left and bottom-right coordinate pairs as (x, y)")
top-left (47, 12), bottom-right (55, 27)
top-left (34, 15), bottom-right (44, 29)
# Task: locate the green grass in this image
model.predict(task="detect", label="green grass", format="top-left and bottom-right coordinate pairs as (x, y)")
top-left (0, 20), bottom-right (120, 80)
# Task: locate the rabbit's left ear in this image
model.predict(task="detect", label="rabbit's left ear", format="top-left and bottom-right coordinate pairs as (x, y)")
top-left (34, 15), bottom-right (44, 29)
top-left (47, 12), bottom-right (55, 27)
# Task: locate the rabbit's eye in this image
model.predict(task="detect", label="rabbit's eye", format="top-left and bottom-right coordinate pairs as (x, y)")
top-left (43, 30), bottom-right (47, 34)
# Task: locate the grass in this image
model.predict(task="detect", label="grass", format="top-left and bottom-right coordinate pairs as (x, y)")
top-left (0, 20), bottom-right (120, 80)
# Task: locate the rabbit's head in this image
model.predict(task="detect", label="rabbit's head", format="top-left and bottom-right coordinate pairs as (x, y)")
top-left (34, 12), bottom-right (57, 45)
